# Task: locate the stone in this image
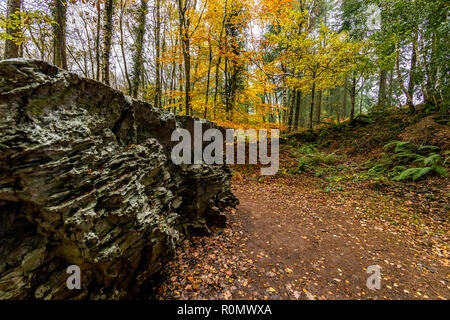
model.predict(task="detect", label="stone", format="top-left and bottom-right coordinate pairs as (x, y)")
top-left (0, 59), bottom-right (238, 299)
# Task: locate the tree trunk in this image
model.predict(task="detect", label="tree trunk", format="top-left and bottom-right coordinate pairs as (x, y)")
top-left (212, 0), bottom-right (228, 120)
top-left (336, 106), bottom-right (340, 124)
top-left (177, 0), bottom-right (193, 115)
top-left (95, 1), bottom-right (101, 81)
top-left (377, 9), bottom-right (388, 110)
top-left (154, 0), bottom-right (161, 108)
top-left (53, 0), bottom-right (67, 69)
top-left (178, 60), bottom-right (183, 114)
top-left (204, 37), bottom-right (213, 118)
top-left (4, 0), bottom-right (21, 59)
top-left (287, 89), bottom-right (296, 128)
top-left (342, 76), bottom-right (348, 118)
top-left (119, 0), bottom-right (131, 94)
top-left (293, 91), bottom-right (301, 130)
top-left (309, 82), bottom-right (315, 129)
top-left (224, 58), bottom-right (230, 116)
top-left (212, 52), bottom-right (223, 120)
top-left (426, 32), bottom-right (438, 107)
top-left (388, 69), bottom-right (394, 106)
top-left (359, 87), bottom-right (364, 115)
top-left (131, 0), bottom-right (148, 98)
top-left (316, 91), bottom-right (322, 125)
top-left (102, 0), bottom-right (115, 85)
top-left (182, 41), bottom-right (191, 115)
top-left (407, 31), bottom-right (418, 113)
top-left (377, 70), bottom-right (387, 109)
top-left (350, 76), bottom-right (356, 120)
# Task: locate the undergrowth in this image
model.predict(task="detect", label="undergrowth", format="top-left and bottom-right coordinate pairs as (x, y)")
top-left (365, 141), bottom-right (448, 181)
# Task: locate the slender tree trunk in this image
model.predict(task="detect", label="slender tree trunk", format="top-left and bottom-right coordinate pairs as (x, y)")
top-left (350, 76), bottom-right (356, 120)
top-left (78, 10), bottom-right (95, 76)
top-left (377, 10), bottom-right (388, 110)
top-left (316, 91), bottom-right (322, 125)
top-left (293, 91), bottom-right (302, 130)
top-left (336, 106), bottom-right (340, 124)
top-left (334, 90), bottom-right (341, 124)
top-left (178, 61), bottom-right (183, 114)
top-left (309, 81), bottom-right (316, 129)
top-left (204, 36), bottom-right (213, 119)
top-left (169, 56), bottom-right (176, 111)
top-left (280, 64), bottom-right (288, 126)
top-left (395, 41), bottom-right (417, 115)
top-left (177, 0), bottom-right (193, 115)
top-left (287, 89), bottom-right (296, 128)
top-left (387, 69), bottom-right (394, 107)
top-left (53, 0), bottom-right (67, 69)
top-left (282, 84), bottom-right (287, 125)
top-left (154, 0), bottom-right (161, 108)
top-left (4, 0), bottom-right (21, 59)
top-left (377, 70), bottom-right (388, 109)
top-left (342, 76), bottom-right (348, 118)
top-left (95, 1), bottom-right (101, 81)
top-left (102, 0), bottom-right (115, 85)
top-left (212, 0), bottom-right (228, 120)
top-left (407, 31), bottom-right (418, 113)
top-left (119, 0), bottom-right (132, 94)
top-left (360, 88), bottom-right (364, 115)
top-left (131, 0), bottom-right (148, 98)
top-left (182, 40), bottom-right (191, 115)
top-left (426, 32), bottom-right (438, 107)
top-left (224, 58), bottom-right (229, 116)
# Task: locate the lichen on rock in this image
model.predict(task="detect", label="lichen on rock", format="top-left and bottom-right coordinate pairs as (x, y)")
top-left (0, 59), bottom-right (238, 299)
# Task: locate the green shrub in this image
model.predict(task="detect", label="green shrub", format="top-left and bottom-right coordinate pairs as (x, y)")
top-left (393, 167), bottom-right (434, 181)
top-left (299, 143), bottom-right (318, 154)
top-left (296, 151), bottom-right (345, 173)
top-left (323, 152), bottom-right (342, 164)
top-left (373, 141), bottom-right (449, 181)
top-left (368, 164), bottom-right (387, 175)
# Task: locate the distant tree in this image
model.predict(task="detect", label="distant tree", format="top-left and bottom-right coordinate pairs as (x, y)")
top-left (3, 0), bottom-right (21, 59)
top-left (52, 0), bottom-right (67, 69)
top-left (102, 0), bottom-right (115, 85)
top-left (131, 0), bottom-right (148, 98)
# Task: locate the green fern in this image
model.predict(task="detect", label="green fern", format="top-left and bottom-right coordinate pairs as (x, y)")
top-left (381, 141), bottom-right (448, 181)
top-left (393, 151), bottom-right (422, 162)
top-left (414, 153), bottom-right (441, 166)
top-left (394, 165), bottom-right (448, 181)
top-left (433, 165), bottom-right (448, 177)
top-left (384, 141), bottom-right (417, 153)
top-left (298, 144), bottom-right (318, 155)
top-left (443, 151), bottom-right (450, 165)
top-left (368, 164), bottom-right (387, 175)
top-left (418, 145), bottom-right (440, 152)
top-left (394, 167), bottom-right (432, 181)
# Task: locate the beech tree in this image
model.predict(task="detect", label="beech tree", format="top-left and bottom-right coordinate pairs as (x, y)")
top-left (3, 0), bottom-right (21, 59)
top-left (131, 0), bottom-right (148, 98)
top-left (52, 0), bottom-right (67, 69)
top-left (102, 0), bottom-right (114, 85)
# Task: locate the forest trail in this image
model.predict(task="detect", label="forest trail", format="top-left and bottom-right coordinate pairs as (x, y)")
top-left (156, 172), bottom-right (449, 300)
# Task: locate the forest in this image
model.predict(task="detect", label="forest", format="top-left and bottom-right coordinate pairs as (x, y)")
top-left (0, 0), bottom-right (449, 302)
top-left (2, 0), bottom-right (448, 128)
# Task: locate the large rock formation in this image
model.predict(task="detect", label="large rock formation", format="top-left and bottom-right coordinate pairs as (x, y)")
top-left (0, 59), bottom-right (238, 299)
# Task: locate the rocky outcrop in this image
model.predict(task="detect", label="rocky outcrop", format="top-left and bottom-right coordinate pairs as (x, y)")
top-left (0, 59), bottom-right (238, 299)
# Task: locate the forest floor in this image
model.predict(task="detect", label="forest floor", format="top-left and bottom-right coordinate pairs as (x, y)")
top-left (155, 110), bottom-right (449, 300)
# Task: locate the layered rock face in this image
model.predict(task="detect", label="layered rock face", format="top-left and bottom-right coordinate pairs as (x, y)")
top-left (0, 59), bottom-right (238, 299)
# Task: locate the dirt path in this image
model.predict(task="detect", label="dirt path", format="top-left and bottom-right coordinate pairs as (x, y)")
top-left (156, 174), bottom-right (449, 300)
